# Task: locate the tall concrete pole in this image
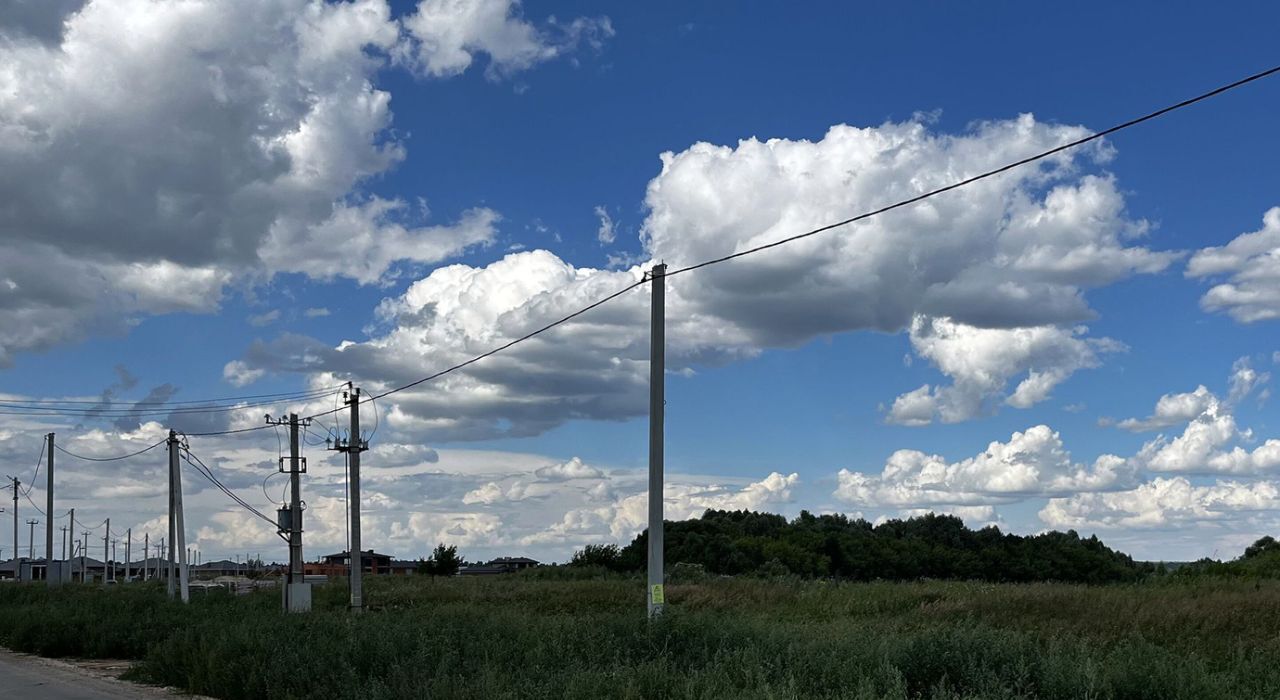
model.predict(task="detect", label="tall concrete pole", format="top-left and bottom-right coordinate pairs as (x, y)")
top-left (81, 531), bottom-right (89, 583)
top-left (143, 533), bottom-right (149, 581)
top-left (647, 263), bottom-right (666, 618)
top-left (61, 525), bottom-right (68, 560)
top-left (167, 432), bottom-right (177, 598)
top-left (125, 529), bottom-right (131, 582)
top-left (174, 445), bottom-right (189, 603)
top-left (349, 388), bottom-right (364, 613)
top-left (11, 477), bottom-right (19, 582)
top-left (45, 433), bottom-right (54, 582)
top-left (288, 414), bottom-right (303, 585)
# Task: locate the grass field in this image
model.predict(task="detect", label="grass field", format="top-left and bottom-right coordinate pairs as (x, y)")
top-left (2, 574), bottom-right (1279, 699)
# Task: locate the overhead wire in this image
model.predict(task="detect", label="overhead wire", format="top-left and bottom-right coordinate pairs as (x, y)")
top-left (0, 388), bottom-right (341, 418)
top-left (366, 393), bottom-right (379, 443)
top-left (303, 277), bottom-right (649, 424)
top-left (180, 446), bottom-right (283, 538)
top-left (664, 65), bottom-right (1280, 278)
top-left (54, 439), bottom-right (166, 462)
top-left (3, 383), bottom-right (343, 407)
top-left (293, 63), bottom-right (1280, 424)
top-left (13, 66), bottom-right (1280, 460)
top-left (23, 488), bottom-right (45, 517)
top-left (23, 435), bottom-right (46, 495)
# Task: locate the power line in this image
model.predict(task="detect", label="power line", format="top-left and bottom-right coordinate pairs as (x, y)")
top-left (295, 63), bottom-right (1280, 422)
top-left (185, 423), bottom-right (283, 438)
top-left (146, 63), bottom-right (1279, 447)
top-left (4, 384), bottom-right (343, 407)
top-left (666, 65), bottom-right (1280, 278)
top-left (54, 439), bottom-right (166, 462)
top-left (180, 447), bottom-right (282, 535)
top-left (0, 387), bottom-right (340, 418)
top-left (21, 435), bottom-right (45, 496)
top-left (307, 277), bottom-right (649, 422)
top-left (23, 488), bottom-right (45, 517)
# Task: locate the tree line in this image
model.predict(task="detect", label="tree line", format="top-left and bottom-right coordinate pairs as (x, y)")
top-left (571, 510), bottom-right (1154, 583)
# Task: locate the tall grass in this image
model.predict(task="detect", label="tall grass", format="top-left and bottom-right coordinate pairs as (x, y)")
top-left (2, 576), bottom-right (1279, 699)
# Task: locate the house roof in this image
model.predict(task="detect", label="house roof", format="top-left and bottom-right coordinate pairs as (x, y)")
top-left (491, 557), bottom-right (539, 564)
top-left (193, 560), bottom-right (241, 569)
top-left (320, 550), bottom-right (392, 560)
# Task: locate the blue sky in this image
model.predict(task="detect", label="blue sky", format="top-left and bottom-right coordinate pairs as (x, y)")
top-left (0, 0), bottom-right (1278, 563)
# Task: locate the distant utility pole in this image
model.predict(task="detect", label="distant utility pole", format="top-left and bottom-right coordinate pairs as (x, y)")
top-left (26, 519), bottom-right (38, 560)
top-left (11, 477), bottom-right (19, 582)
top-left (268, 413), bottom-right (311, 612)
top-left (330, 385), bottom-right (367, 613)
top-left (647, 263), bottom-right (667, 618)
top-left (61, 525), bottom-right (68, 560)
top-left (125, 529), bottom-right (131, 582)
top-left (103, 518), bottom-right (110, 583)
top-left (45, 433), bottom-right (56, 586)
top-left (143, 533), bottom-right (149, 581)
top-left (81, 531), bottom-right (89, 583)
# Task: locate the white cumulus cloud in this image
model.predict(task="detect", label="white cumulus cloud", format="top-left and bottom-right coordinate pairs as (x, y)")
top-left (397, 0), bottom-right (613, 80)
top-left (834, 425), bottom-right (1132, 508)
top-left (1187, 207), bottom-right (1280, 323)
top-left (887, 316), bottom-right (1124, 425)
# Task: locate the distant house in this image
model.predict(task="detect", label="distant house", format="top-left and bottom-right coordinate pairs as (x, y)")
top-left (192, 560), bottom-right (254, 579)
top-left (3, 557), bottom-right (108, 583)
top-left (458, 557), bottom-right (540, 576)
top-left (305, 550), bottom-right (395, 576)
top-left (388, 560), bottom-right (419, 576)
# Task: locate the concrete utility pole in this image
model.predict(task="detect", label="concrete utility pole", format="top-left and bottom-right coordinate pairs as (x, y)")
top-left (103, 518), bottom-right (110, 583)
top-left (647, 263), bottom-right (667, 618)
top-left (143, 533), bottom-right (149, 581)
top-left (125, 529), bottom-right (131, 582)
top-left (269, 413), bottom-right (311, 612)
top-left (45, 433), bottom-right (55, 585)
top-left (167, 433), bottom-right (177, 597)
top-left (289, 415), bottom-right (303, 587)
top-left (61, 525), bottom-right (68, 560)
top-left (168, 433), bottom-right (189, 603)
top-left (331, 386), bottom-right (367, 613)
top-left (81, 531), bottom-right (89, 583)
top-left (11, 477), bottom-right (19, 582)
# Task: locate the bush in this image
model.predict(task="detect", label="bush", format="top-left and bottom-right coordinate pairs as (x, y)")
top-left (569, 543), bottom-right (625, 571)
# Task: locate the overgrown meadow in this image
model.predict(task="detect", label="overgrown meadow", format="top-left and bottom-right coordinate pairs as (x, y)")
top-left (3, 574), bottom-right (1280, 699)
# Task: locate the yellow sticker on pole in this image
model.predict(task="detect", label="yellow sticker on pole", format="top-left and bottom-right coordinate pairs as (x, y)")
top-left (650, 584), bottom-right (665, 605)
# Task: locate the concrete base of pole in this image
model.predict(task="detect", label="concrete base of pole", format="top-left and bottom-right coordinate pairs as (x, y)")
top-left (284, 582), bottom-right (312, 613)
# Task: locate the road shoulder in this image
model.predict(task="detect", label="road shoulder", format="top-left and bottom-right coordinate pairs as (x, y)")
top-left (0, 647), bottom-right (210, 699)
